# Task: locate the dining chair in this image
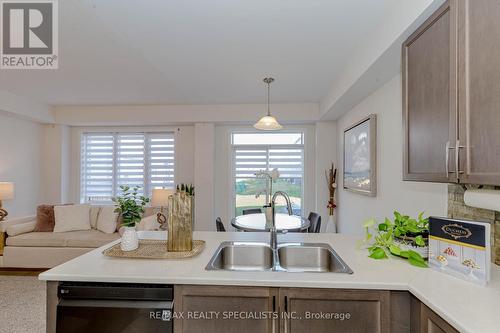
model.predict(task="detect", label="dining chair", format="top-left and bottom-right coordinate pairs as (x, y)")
top-left (216, 217), bottom-right (226, 232)
top-left (242, 208), bottom-right (262, 215)
top-left (307, 212), bottom-right (321, 233)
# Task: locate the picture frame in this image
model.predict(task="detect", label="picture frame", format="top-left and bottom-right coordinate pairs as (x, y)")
top-left (343, 114), bottom-right (377, 196)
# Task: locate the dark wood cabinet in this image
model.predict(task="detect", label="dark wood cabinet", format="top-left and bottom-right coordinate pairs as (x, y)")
top-left (278, 288), bottom-right (391, 333)
top-left (403, 0), bottom-right (500, 185)
top-left (173, 286), bottom-right (460, 333)
top-left (403, 1), bottom-right (457, 182)
top-left (174, 285), bottom-right (278, 333)
top-left (457, 0), bottom-right (500, 185)
top-left (419, 304), bottom-right (459, 333)
top-left (410, 295), bottom-right (459, 333)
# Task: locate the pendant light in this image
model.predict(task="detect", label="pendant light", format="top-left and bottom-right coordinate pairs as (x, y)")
top-left (254, 77), bottom-right (283, 131)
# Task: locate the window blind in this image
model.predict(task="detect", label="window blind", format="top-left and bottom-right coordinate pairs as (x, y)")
top-left (81, 132), bottom-right (174, 204)
top-left (234, 147), bottom-right (304, 180)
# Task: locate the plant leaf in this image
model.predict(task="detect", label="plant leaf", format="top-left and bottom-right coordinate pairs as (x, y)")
top-left (415, 235), bottom-right (426, 247)
top-left (368, 247), bottom-right (388, 259)
top-left (378, 223), bottom-right (388, 231)
top-left (399, 250), bottom-right (409, 259)
top-left (407, 250), bottom-right (426, 263)
top-left (408, 257), bottom-right (428, 268)
top-left (389, 245), bottom-right (401, 256)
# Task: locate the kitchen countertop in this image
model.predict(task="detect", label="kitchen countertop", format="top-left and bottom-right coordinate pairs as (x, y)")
top-left (39, 231), bottom-right (500, 333)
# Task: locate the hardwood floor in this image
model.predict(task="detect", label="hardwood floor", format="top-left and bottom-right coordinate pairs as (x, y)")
top-left (0, 268), bottom-right (47, 276)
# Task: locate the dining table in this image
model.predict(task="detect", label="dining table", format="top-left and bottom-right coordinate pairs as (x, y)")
top-left (231, 213), bottom-right (310, 232)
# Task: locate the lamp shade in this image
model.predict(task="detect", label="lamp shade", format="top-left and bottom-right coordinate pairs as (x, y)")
top-left (0, 182), bottom-right (14, 200)
top-left (151, 188), bottom-right (174, 207)
top-left (253, 115), bottom-right (283, 131)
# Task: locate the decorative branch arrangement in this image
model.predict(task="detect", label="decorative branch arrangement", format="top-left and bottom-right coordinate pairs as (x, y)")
top-left (176, 184), bottom-right (195, 196)
top-left (325, 163), bottom-right (337, 216)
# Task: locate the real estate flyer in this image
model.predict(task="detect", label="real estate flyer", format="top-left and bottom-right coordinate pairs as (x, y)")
top-left (429, 217), bottom-right (490, 285)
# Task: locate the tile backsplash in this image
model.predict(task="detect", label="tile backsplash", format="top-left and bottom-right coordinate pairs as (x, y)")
top-left (447, 184), bottom-right (500, 266)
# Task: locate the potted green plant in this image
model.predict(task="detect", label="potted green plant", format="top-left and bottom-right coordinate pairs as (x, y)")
top-left (112, 185), bottom-right (150, 251)
top-left (361, 211), bottom-right (429, 267)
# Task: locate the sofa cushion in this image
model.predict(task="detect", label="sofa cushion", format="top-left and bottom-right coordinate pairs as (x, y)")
top-left (6, 231), bottom-right (69, 247)
top-left (54, 205), bottom-right (91, 233)
top-left (6, 221), bottom-right (36, 237)
top-left (6, 230), bottom-right (120, 248)
top-left (66, 230), bottom-right (120, 248)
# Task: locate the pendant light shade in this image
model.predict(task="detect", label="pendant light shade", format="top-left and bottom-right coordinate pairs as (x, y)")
top-left (254, 77), bottom-right (283, 131)
top-left (254, 115), bottom-right (283, 130)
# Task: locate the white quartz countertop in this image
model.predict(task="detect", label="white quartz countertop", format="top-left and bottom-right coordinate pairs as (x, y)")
top-left (39, 231), bottom-right (500, 333)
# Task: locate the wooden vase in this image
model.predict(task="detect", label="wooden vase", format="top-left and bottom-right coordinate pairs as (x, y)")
top-left (167, 191), bottom-right (193, 251)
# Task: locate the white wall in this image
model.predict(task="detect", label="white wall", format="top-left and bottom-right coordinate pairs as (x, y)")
top-left (0, 90), bottom-right (53, 123)
top-left (194, 123), bottom-right (215, 231)
top-left (0, 112), bottom-right (44, 217)
top-left (315, 121), bottom-right (337, 230)
top-left (42, 124), bottom-right (71, 204)
top-left (336, 75), bottom-right (447, 235)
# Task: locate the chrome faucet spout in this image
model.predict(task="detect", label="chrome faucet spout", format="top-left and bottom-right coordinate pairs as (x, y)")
top-left (269, 191), bottom-right (293, 251)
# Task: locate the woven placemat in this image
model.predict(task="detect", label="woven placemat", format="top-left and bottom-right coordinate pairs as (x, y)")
top-left (103, 239), bottom-right (205, 259)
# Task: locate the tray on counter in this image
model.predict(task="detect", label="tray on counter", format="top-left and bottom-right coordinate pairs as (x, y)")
top-left (103, 239), bottom-right (205, 259)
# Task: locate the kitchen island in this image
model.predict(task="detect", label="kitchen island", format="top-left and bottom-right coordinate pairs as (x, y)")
top-left (40, 231), bottom-right (500, 333)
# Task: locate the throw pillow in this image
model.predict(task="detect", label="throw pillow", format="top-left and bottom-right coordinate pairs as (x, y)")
top-left (34, 205), bottom-right (55, 232)
top-left (97, 206), bottom-right (119, 234)
top-left (89, 206), bottom-right (101, 229)
top-left (53, 205), bottom-right (91, 233)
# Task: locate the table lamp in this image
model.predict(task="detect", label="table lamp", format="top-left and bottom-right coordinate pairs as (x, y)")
top-left (0, 182), bottom-right (14, 222)
top-left (151, 188), bottom-right (174, 230)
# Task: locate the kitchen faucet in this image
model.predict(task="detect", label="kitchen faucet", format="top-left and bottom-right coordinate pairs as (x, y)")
top-left (269, 191), bottom-right (293, 250)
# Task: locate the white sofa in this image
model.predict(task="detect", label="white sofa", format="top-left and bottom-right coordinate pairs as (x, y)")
top-left (0, 207), bottom-right (156, 268)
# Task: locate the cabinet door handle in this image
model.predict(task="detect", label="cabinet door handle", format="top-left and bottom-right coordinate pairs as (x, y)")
top-left (455, 140), bottom-right (465, 180)
top-left (446, 141), bottom-right (455, 178)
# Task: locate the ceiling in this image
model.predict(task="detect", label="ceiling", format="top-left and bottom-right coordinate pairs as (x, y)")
top-left (0, 0), bottom-right (397, 106)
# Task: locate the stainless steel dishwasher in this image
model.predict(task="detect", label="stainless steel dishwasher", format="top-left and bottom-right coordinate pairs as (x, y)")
top-left (56, 282), bottom-right (173, 333)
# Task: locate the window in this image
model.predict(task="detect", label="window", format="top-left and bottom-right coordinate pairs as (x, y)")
top-left (232, 132), bottom-right (304, 216)
top-left (81, 132), bottom-right (174, 204)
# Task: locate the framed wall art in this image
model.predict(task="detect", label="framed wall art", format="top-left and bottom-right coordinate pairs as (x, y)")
top-left (343, 114), bottom-right (377, 196)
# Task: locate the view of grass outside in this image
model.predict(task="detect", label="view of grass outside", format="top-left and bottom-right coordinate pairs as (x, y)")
top-left (235, 178), bottom-right (302, 216)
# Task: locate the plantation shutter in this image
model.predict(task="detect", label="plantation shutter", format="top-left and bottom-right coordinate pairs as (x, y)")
top-left (81, 132), bottom-right (175, 204)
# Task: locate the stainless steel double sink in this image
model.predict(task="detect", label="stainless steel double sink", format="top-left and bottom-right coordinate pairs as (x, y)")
top-left (205, 241), bottom-right (353, 274)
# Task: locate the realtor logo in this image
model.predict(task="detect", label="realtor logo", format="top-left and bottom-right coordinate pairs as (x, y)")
top-left (0, 0), bottom-right (58, 69)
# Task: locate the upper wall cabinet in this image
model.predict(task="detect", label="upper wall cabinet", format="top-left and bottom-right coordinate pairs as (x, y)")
top-left (403, 0), bottom-right (500, 185)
